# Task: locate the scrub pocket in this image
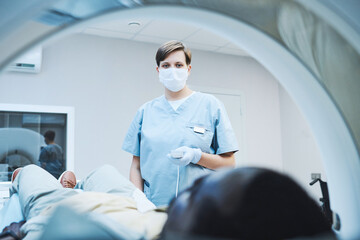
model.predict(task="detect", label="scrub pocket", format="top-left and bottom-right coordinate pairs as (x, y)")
top-left (143, 180), bottom-right (151, 199)
top-left (185, 122), bottom-right (214, 153)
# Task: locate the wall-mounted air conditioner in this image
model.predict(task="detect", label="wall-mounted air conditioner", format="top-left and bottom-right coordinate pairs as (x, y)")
top-left (8, 47), bottom-right (42, 73)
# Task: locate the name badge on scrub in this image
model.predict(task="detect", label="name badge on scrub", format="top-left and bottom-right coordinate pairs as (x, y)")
top-left (193, 126), bottom-right (205, 134)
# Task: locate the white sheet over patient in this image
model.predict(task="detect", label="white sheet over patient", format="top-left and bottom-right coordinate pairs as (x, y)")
top-left (131, 188), bottom-right (156, 213)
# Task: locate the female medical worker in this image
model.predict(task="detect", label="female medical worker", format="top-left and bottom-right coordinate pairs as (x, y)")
top-left (122, 40), bottom-right (239, 207)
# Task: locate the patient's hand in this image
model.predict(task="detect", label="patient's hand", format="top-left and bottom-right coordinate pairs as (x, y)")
top-left (0, 221), bottom-right (26, 240)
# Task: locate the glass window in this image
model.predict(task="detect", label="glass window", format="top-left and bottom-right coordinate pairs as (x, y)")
top-left (0, 111), bottom-right (67, 181)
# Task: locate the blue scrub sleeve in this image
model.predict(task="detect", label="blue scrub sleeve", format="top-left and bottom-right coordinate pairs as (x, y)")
top-left (213, 101), bottom-right (239, 154)
top-left (122, 108), bottom-right (143, 157)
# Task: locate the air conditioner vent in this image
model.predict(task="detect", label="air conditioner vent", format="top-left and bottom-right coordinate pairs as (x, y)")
top-left (7, 47), bottom-right (42, 73)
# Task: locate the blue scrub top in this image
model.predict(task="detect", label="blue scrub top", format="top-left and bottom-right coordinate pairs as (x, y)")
top-left (122, 92), bottom-right (239, 206)
top-left (39, 143), bottom-right (64, 179)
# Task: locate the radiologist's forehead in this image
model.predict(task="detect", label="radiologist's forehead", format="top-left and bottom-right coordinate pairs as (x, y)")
top-left (166, 171), bottom-right (243, 230)
top-left (169, 175), bottom-right (207, 210)
top-left (172, 190), bottom-right (191, 210)
top-left (160, 50), bottom-right (187, 64)
top-left (189, 170), bottom-right (247, 205)
top-left (170, 170), bottom-right (237, 212)
top-left (165, 190), bottom-right (192, 227)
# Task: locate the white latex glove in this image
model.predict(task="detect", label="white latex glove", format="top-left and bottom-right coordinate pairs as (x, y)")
top-left (167, 146), bottom-right (202, 166)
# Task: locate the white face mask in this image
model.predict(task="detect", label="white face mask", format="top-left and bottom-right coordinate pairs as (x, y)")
top-left (159, 68), bottom-right (188, 92)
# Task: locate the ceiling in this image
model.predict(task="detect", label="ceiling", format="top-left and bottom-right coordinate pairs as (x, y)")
top-left (81, 18), bottom-right (249, 57)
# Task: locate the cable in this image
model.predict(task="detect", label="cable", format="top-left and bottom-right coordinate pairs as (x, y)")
top-left (175, 166), bottom-right (179, 197)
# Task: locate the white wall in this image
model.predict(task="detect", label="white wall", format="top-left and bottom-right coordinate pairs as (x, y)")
top-left (279, 87), bottom-right (326, 199)
top-left (190, 51), bottom-right (283, 171)
top-left (0, 33), bottom-right (325, 201)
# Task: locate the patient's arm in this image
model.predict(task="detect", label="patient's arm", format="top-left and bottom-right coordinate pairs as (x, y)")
top-left (130, 156), bottom-right (144, 192)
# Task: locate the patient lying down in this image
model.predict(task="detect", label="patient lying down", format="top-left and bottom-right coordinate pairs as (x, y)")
top-left (2, 165), bottom-right (332, 240)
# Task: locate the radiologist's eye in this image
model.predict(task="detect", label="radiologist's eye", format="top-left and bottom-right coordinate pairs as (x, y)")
top-left (161, 63), bottom-right (169, 68)
top-left (176, 63), bottom-right (184, 68)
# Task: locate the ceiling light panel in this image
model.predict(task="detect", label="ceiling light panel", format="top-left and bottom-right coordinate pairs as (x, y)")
top-left (182, 41), bottom-right (219, 52)
top-left (138, 19), bottom-right (199, 40)
top-left (215, 47), bottom-right (249, 56)
top-left (89, 18), bottom-right (152, 33)
top-left (184, 29), bottom-right (229, 46)
top-left (83, 28), bottom-right (134, 39)
top-left (132, 34), bottom-right (170, 44)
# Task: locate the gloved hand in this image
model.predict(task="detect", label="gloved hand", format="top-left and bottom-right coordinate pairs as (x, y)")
top-left (167, 146), bottom-right (202, 166)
